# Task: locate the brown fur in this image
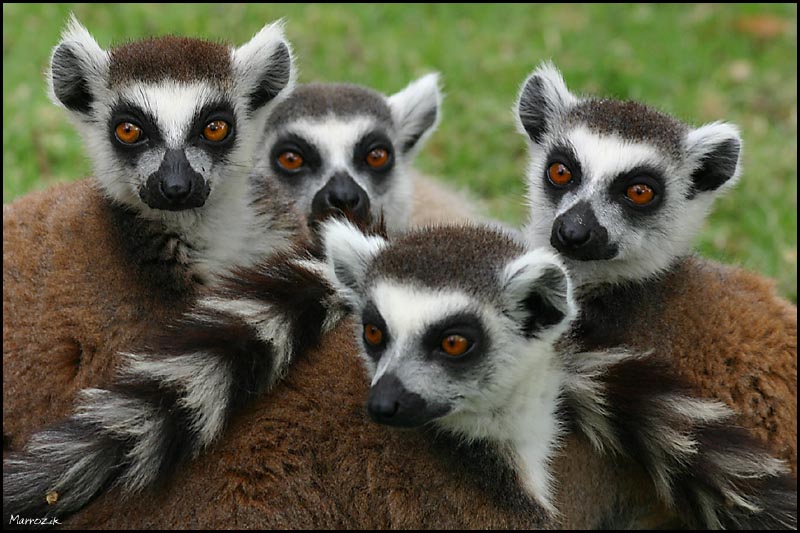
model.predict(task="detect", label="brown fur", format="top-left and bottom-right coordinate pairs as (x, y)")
top-left (2, 179), bottom-right (303, 452)
top-left (567, 99), bottom-right (686, 156)
top-left (65, 322), bottom-right (669, 529)
top-left (109, 36), bottom-right (232, 87)
top-left (3, 180), bottom-right (190, 451)
top-left (571, 256), bottom-right (797, 472)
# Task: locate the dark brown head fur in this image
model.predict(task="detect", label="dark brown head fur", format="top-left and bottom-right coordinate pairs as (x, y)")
top-left (109, 36), bottom-right (233, 87)
top-left (368, 224), bottom-right (524, 301)
top-left (567, 99), bottom-right (687, 156)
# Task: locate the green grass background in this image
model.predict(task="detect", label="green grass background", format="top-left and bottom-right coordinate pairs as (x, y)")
top-left (3, 3), bottom-right (797, 301)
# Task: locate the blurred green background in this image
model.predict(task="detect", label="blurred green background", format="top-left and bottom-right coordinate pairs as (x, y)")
top-left (3, 3), bottom-right (797, 301)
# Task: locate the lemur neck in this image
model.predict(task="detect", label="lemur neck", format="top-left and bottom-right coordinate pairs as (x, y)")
top-left (501, 359), bottom-right (566, 515)
top-left (438, 350), bottom-right (566, 514)
top-left (115, 173), bottom-right (293, 287)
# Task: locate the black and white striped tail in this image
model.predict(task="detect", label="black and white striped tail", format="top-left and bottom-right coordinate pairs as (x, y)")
top-left (3, 245), bottom-right (345, 525)
top-left (564, 350), bottom-right (798, 530)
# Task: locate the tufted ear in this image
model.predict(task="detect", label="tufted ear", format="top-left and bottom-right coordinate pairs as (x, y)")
top-left (232, 19), bottom-right (295, 114)
top-left (500, 248), bottom-right (575, 339)
top-left (684, 122), bottom-right (742, 196)
top-left (322, 218), bottom-right (389, 304)
top-left (387, 72), bottom-right (443, 156)
top-left (516, 61), bottom-right (578, 144)
top-left (48, 14), bottom-right (110, 117)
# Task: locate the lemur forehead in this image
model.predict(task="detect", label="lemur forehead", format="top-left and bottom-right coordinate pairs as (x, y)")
top-left (368, 225), bottom-right (524, 300)
top-left (566, 99), bottom-right (687, 157)
top-left (109, 36), bottom-right (233, 88)
top-left (268, 83), bottom-right (393, 129)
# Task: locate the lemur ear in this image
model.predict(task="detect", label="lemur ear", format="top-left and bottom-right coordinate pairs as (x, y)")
top-left (516, 61), bottom-right (577, 144)
top-left (233, 20), bottom-right (295, 114)
top-left (48, 14), bottom-right (110, 116)
top-left (685, 122), bottom-right (743, 195)
top-left (387, 72), bottom-right (442, 156)
top-left (500, 249), bottom-right (575, 339)
top-left (322, 218), bottom-right (388, 304)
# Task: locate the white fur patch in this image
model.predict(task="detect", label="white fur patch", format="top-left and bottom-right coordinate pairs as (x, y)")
top-left (387, 72), bottom-right (442, 158)
top-left (121, 351), bottom-right (232, 450)
top-left (322, 218), bottom-right (388, 303)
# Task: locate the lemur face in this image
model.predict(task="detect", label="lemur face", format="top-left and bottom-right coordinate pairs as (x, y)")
top-left (48, 16), bottom-right (293, 213)
top-left (253, 76), bottom-right (441, 233)
top-left (517, 62), bottom-right (743, 288)
top-left (323, 220), bottom-right (575, 429)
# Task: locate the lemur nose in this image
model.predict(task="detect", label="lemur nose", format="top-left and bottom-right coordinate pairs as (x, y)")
top-left (327, 187), bottom-right (366, 214)
top-left (555, 219), bottom-right (591, 247)
top-left (311, 172), bottom-right (371, 224)
top-left (367, 393), bottom-right (400, 422)
top-left (160, 175), bottom-right (193, 202)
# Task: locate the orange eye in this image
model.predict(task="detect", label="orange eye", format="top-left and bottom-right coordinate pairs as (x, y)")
top-left (115, 122), bottom-right (142, 144)
top-left (366, 148), bottom-right (389, 168)
top-left (364, 324), bottom-right (384, 346)
top-left (548, 162), bottom-right (572, 186)
top-left (441, 335), bottom-right (470, 357)
top-left (203, 120), bottom-right (230, 142)
top-left (626, 183), bottom-right (655, 205)
top-left (277, 151), bottom-right (304, 171)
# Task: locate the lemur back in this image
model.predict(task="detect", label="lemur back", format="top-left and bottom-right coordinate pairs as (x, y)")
top-left (516, 62), bottom-right (797, 472)
top-left (9, 221), bottom-right (794, 528)
top-left (3, 17), bottom-right (299, 451)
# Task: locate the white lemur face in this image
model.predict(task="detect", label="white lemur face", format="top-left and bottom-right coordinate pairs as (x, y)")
top-left (516, 62), bottom-right (743, 289)
top-left (252, 75), bottom-right (441, 234)
top-left (323, 219), bottom-right (575, 431)
top-left (48, 16), bottom-right (294, 214)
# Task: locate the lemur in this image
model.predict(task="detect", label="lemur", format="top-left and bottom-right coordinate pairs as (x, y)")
top-left (2, 16), bottom-right (300, 452)
top-left (515, 61), bottom-right (797, 471)
top-left (6, 220), bottom-right (796, 529)
top-left (249, 75), bottom-right (477, 232)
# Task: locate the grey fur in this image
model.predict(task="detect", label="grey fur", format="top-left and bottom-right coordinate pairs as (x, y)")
top-left (267, 83), bottom-right (393, 128)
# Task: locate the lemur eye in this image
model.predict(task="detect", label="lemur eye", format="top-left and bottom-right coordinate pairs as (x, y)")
top-left (203, 120), bottom-right (230, 142)
top-left (363, 324), bottom-right (384, 346)
top-left (115, 122), bottom-right (143, 144)
top-left (366, 148), bottom-right (389, 169)
top-left (441, 335), bottom-right (470, 357)
top-left (626, 183), bottom-right (655, 205)
top-left (277, 151), bottom-right (304, 171)
top-left (548, 162), bottom-right (573, 186)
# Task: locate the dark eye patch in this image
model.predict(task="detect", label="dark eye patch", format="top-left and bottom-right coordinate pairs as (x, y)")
top-left (420, 312), bottom-right (487, 367)
top-left (108, 101), bottom-right (162, 160)
top-left (354, 130), bottom-right (395, 179)
top-left (608, 165), bottom-right (666, 217)
top-left (361, 301), bottom-right (390, 361)
top-left (543, 143), bottom-right (582, 204)
top-left (188, 101), bottom-right (237, 159)
top-left (269, 132), bottom-right (323, 182)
